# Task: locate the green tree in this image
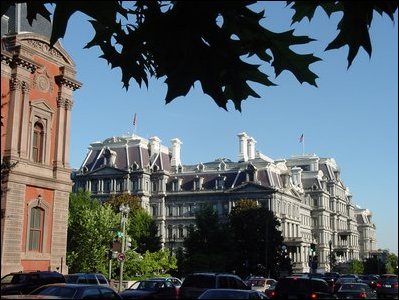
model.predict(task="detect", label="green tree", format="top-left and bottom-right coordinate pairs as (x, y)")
top-left (67, 190), bottom-right (119, 274)
top-left (105, 194), bottom-right (161, 253)
top-left (229, 200), bottom-right (284, 279)
top-left (1, 1), bottom-right (397, 110)
top-left (182, 205), bottom-right (234, 275)
top-left (347, 259), bottom-right (364, 275)
top-left (385, 253), bottom-right (398, 274)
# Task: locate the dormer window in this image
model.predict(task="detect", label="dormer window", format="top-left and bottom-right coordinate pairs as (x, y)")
top-left (216, 176), bottom-right (226, 190)
top-left (193, 177), bottom-right (203, 191)
top-left (172, 180), bottom-right (179, 192)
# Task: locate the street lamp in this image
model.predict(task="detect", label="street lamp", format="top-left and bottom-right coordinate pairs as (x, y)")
top-left (118, 204), bottom-right (130, 292)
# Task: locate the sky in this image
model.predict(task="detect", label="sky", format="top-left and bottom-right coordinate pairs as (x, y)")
top-left (57, 2), bottom-right (398, 255)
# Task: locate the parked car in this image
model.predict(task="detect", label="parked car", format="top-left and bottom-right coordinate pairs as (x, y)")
top-left (120, 279), bottom-right (179, 299)
top-left (245, 276), bottom-right (277, 292)
top-left (336, 282), bottom-right (377, 299)
top-left (64, 273), bottom-right (109, 286)
top-left (271, 276), bottom-right (336, 299)
top-left (179, 273), bottom-right (250, 299)
top-left (29, 283), bottom-right (121, 299)
top-left (198, 288), bottom-right (268, 299)
top-left (324, 272), bottom-right (340, 282)
top-left (375, 274), bottom-right (398, 299)
top-left (333, 277), bottom-right (359, 293)
top-left (264, 281), bottom-right (277, 298)
top-left (358, 274), bottom-right (379, 290)
top-left (1, 271), bottom-right (65, 295)
top-left (148, 277), bottom-right (182, 288)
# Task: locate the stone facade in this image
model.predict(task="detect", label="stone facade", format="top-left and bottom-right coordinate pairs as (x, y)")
top-left (72, 132), bottom-right (377, 273)
top-left (1, 5), bottom-right (81, 275)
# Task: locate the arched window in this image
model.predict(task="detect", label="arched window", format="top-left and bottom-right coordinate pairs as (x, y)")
top-left (32, 122), bottom-right (44, 163)
top-left (29, 207), bottom-right (44, 251)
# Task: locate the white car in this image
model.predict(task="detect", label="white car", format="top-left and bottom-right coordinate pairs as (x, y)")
top-left (246, 277), bottom-right (277, 292)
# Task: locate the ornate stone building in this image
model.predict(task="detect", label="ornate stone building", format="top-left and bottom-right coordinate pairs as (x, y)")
top-left (72, 132), bottom-right (377, 273)
top-left (1, 4), bottom-right (81, 275)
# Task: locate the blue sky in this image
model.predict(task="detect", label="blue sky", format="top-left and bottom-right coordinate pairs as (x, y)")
top-left (59, 3), bottom-right (398, 255)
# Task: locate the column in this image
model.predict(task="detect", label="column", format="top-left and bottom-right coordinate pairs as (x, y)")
top-left (63, 99), bottom-right (73, 167)
top-left (54, 95), bottom-right (66, 167)
top-left (5, 76), bottom-right (23, 157)
top-left (18, 82), bottom-right (30, 159)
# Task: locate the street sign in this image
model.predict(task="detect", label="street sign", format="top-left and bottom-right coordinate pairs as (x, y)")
top-left (117, 252), bottom-right (125, 262)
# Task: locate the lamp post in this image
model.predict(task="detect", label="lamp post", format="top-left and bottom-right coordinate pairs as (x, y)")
top-left (118, 204), bottom-right (130, 292)
top-left (329, 240), bottom-right (333, 272)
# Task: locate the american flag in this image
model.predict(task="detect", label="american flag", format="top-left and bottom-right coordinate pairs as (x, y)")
top-left (299, 134), bottom-right (304, 143)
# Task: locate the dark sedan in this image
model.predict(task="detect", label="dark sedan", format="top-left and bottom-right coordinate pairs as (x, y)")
top-left (198, 288), bottom-right (268, 299)
top-left (29, 283), bottom-right (121, 299)
top-left (336, 283), bottom-right (377, 299)
top-left (119, 279), bottom-right (179, 299)
top-left (376, 274), bottom-right (398, 299)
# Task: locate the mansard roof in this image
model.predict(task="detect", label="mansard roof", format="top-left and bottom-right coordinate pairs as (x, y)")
top-left (79, 134), bottom-right (172, 174)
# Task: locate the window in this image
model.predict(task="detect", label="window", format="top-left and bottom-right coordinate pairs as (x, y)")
top-left (152, 205), bottom-right (158, 217)
top-left (152, 181), bottom-right (157, 192)
top-left (91, 180), bottom-right (98, 193)
top-left (104, 179), bottom-right (111, 192)
top-left (178, 225), bottom-right (184, 238)
top-left (167, 226), bottom-right (173, 239)
top-left (132, 179), bottom-right (138, 191)
top-left (32, 122), bottom-right (44, 163)
top-left (29, 207), bottom-right (44, 251)
top-left (116, 179), bottom-right (124, 192)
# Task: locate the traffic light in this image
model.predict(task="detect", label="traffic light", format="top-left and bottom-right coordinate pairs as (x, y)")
top-left (116, 231), bottom-right (124, 238)
top-left (125, 236), bottom-right (132, 251)
top-left (310, 243), bottom-right (316, 252)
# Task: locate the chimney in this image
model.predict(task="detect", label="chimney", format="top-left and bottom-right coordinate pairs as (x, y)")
top-left (170, 138), bottom-right (182, 167)
top-left (247, 136), bottom-right (256, 160)
top-left (237, 132), bottom-right (248, 162)
top-left (149, 136), bottom-right (161, 156)
top-left (291, 166), bottom-right (303, 187)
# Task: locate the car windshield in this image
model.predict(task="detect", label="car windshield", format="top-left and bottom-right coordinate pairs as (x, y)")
top-left (250, 279), bottom-right (265, 287)
top-left (276, 279), bottom-right (310, 292)
top-left (30, 286), bottom-right (77, 298)
top-left (182, 275), bottom-right (216, 288)
top-left (136, 281), bottom-right (164, 291)
top-left (200, 290), bottom-right (251, 299)
top-left (1, 275), bottom-right (14, 284)
top-left (64, 275), bottom-right (80, 283)
top-left (1, 274), bottom-right (37, 284)
top-left (340, 284), bottom-right (366, 291)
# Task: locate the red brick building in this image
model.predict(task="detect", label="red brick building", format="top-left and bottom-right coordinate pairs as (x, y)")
top-left (1, 4), bottom-right (81, 275)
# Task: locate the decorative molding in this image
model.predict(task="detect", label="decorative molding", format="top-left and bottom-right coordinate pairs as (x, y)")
top-left (25, 39), bottom-right (65, 62)
top-left (11, 56), bottom-right (39, 73)
top-left (55, 75), bottom-right (82, 91)
top-left (33, 67), bottom-right (54, 93)
top-left (56, 97), bottom-right (66, 108)
top-left (65, 98), bottom-right (74, 111)
top-left (10, 75), bottom-right (22, 91)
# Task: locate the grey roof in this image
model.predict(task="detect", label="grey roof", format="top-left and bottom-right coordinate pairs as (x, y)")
top-left (2, 3), bottom-right (52, 38)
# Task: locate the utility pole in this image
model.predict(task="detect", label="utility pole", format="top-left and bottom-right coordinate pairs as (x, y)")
top-left (118, 204), bottom-right (130, 293)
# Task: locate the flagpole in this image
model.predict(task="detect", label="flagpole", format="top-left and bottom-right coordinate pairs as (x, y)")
top-left (302, 135), bottom-right (305, 156)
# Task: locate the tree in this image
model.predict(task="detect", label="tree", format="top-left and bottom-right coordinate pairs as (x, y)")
top-left (1, 1), bottom-right (397, 111)
top-left (105, 194), bottom-right (161, 253)
top-left (229, 200), bottom-right (284, 279)
top-left (182, 205), bottom-right (234, 275)
top-left (347, 259), bottom-right (364, 275)
top-left (67, 190), bottom-right (119, 274)
top-left (385, 253), bottom-right (398, 274)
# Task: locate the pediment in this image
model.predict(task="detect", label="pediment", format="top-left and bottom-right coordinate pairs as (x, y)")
top-left (229, 182), bottom-right (275, 193)
top-left (30, 100), bottom-right (54, 114)
top-left (88, 166), bottom-right (127, 176)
